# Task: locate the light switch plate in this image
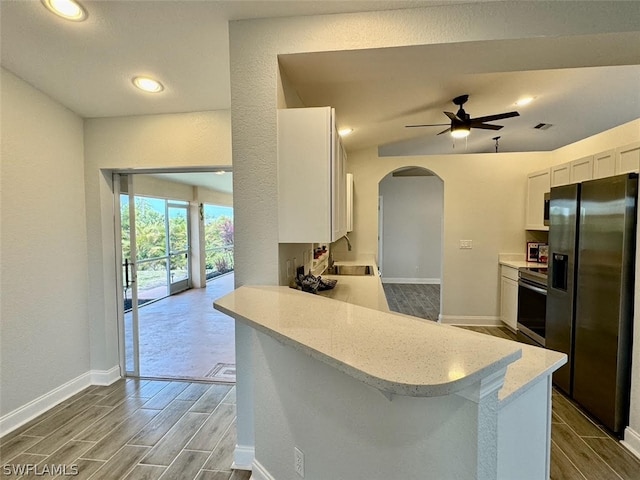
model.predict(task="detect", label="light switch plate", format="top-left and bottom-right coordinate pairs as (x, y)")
top-left (459, 240), bottom-right (473, 249)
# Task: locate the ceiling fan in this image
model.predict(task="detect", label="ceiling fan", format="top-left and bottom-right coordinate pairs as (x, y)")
top-left (405, 94), bottom-right (520, 138)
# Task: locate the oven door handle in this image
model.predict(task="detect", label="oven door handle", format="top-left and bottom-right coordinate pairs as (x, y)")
top-left (518, 279), bottom-right (547, 296)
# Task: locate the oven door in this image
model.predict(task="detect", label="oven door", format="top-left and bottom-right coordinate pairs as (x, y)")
top-left (517, 278), bottom-right (547, 347)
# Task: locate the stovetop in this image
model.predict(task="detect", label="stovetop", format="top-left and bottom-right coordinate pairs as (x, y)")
top-left (519, 266), bottom-right (548, 285)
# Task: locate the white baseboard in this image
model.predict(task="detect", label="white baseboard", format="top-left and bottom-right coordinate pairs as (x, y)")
top-left (233, 444), bottom-right (255, 471)
top-left (439, 315), bottom-right (502, 326)
top-left (91, 366), bottom-right (121, 385)
top-left (0, 366), bottom-right (121, 437)
top-left (250, 460), bottom-right (275, 480)
top-left (622, 427), bottom-right (640, 460)
top-left (382, 277), bottom-right (440, 284)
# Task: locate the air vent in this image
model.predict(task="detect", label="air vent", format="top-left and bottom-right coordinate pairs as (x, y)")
top-left (534, 123), bottom-right (553, 130)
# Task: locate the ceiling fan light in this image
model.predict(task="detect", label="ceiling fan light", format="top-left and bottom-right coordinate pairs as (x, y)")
top-left (451, 125), bottom-right (470, 139)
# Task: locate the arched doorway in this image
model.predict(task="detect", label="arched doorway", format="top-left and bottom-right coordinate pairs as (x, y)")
top-left (378, 166), bottom-right (443, 321)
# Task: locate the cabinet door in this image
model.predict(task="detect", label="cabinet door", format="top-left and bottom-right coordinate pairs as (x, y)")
top-left (593, 149), bottom-right (615, 179)
top-left (570, 156), bottom-right (593, 183)
top-left (616, 142), bottom-right (640, 175)
top-left (332, 132), bottom-right (347, 241)
top-left (278, 107), bottom-right (333, 243)
top-left (550, 163), bottom-right (570, 187)
top-left (525, 168), bottom-right (550, 230)
top-left (501, 276), bottom-right (519, 331)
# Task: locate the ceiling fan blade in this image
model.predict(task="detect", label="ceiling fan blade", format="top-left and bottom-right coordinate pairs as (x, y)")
top-left (444, 111), bottom-right (462, 122)
top-left (437, 127), bottom-right (451, 135)
top-left (470, 111), bottom-right (519, 123)
top-left (405, 123), bottom-right (450, 128)
top-left (471, 123), bottom-right (503, 131)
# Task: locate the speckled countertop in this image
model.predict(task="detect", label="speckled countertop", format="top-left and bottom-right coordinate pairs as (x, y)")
top-left (214, 285), bottom-right (524, 398)
top-left (317, 256), bottom-right (389, 311)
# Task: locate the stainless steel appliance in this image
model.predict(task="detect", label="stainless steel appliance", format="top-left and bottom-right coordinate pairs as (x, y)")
top-left (517, 266), bottom-right (547, 347)
top-left (546, 173), bottom-right (637, 436)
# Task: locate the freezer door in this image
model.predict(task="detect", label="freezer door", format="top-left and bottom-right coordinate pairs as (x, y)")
top-left (573, 174), bottom-right (637, 435)
top-left (545, 183), bottom-right (580, 395)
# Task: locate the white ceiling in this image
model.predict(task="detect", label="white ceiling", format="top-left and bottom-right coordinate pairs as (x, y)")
top-left (1, 0), bottom-right (639, 162)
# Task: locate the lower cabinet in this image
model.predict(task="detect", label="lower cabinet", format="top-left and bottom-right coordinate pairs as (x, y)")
top-left (500, 266), bottom-right (519, 331)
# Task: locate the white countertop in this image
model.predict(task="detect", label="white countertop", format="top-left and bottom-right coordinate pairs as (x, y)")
top-left (215, 285), bottom-right (523, 398)
top-left (498, 253), bottom-right (546, 269)
top-left (317, 256), bottom-right (389, 311)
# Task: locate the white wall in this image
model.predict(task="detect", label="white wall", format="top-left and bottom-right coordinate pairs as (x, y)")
top-left (229, 0), bottom-right (640, 468)
top-left (379, 173), bottom-right (443, 282)
top-left (83, 111), bottom-right (232, 372)
top-left (0, 69), bottom-right (90, 418)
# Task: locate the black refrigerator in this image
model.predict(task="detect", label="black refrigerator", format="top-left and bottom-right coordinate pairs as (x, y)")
top-left (546, 173), bottom-right (637, 436)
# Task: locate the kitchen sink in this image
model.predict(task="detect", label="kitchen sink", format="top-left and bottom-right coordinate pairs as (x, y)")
top-left (326, 265), bottom-right (374, 276)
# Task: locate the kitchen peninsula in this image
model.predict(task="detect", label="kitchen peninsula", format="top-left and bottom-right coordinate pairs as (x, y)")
top-left (214, 277), bottom-right (566, 480)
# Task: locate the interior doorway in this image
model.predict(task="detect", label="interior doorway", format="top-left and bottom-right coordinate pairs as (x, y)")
top-left (114, 169), bottom-right (236, 381)
top-left (378, 166), bottom-right (444, 321)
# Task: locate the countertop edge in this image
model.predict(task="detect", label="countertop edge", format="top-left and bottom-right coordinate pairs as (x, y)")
top-left (214, 287), bottom-right (523, 398)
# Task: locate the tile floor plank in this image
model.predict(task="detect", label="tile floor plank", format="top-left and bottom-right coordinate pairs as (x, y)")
top-left (21, 394), bottom-right (104, 437)
top-left (222, 387), bottom-right (236, 405)
top-left (123, 464), bottom-right (166, 480)
top-left (53, 458), bottom-right (105, 480)
top-left (552, 394), bottom-right (608, 438)
top-left (140, 412), bottom-right (209, 466)
top-left (552, 422), bottom-right (623, 479)
top-left (196, 471), bottom-right (231, 480)
top-left (128, 400), bottom-right (194, 447)
top-left (142, 382), bottom-right (190, 410)
top-left (176, 383), bottom-right (212, 402)
top-left (81, 408), bottom-right (160, 460)
top-left (550, 441), bottom-right (587, 480)
top-left (43, 440), bottom-right (95, 467)
top-left (87, 445), bottom-right (150, 480)
top-left (73, 397), bottom-right (148, 442)
top-left (229, 470), bottom-right (251, 480)
top-left (25, 405), bottom-right (112, 455)
top-left (159, 450), bottom-right (209, 480)
top-left (583, 437), bottom-right (640, 480)
top-left (202, 424), bottom-right (236, 472)
top-left (190, 385), bottom-right (232, 414)
top-left (134, 381), bottom-right (172, 399)
top-left (186, 404), bottom-right (235, 451)
top-left (0, 435), bottom-right (44, 464)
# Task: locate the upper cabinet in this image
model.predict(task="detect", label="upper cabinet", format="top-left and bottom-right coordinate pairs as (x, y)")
top-left (525, 168), bottom-right (550, 231)
top-left (278, 107), bottom-right (348, 243)
top-left (550, 163), bottom-right (570, 187)
top-left (616, 141), bottom-right (640, 175)
top-left (593, 149), bottom-right (616, 179)
top-left (570, 155), bottom-right (594, 184)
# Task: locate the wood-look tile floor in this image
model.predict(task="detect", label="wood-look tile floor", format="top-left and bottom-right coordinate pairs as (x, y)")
top-left (383, 283), bottom-right (440, 321)
top-left (0, 379), bottom-right (249, 480)
top-left (4, 332), bottom-right (640, 480)
top-left (461, 326), bottom-right (640, 480)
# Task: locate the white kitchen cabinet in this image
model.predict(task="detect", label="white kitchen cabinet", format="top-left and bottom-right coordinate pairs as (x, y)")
top-left (500, 265), bottom-right (519, 331)
top-left (550, 163), bottom-right (570, 187)
top-left (278, 106), bottom-right (347, 243)
top-left (346, 173), bottom-right (354, 233)
top-left (525, 168), bottom-right (550, 231)
top-left (615, 141), bottom-right (640, 175)
top-left (570, 155), bottom-right (593, 183)
top-left (592, 149), bottom-right (616, 179)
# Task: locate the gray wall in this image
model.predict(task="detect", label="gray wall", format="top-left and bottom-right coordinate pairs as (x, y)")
top-left (0, 68), bottom-right (90, 416)
top-left (379, 174), bottom-right (443, 282)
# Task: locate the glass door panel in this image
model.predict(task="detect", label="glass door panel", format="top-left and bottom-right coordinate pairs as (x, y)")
top-left (168, 204), bottom-right (190, 294)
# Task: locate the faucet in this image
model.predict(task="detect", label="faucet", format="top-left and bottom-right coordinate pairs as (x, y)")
top-left (328, 235), bottom-right (351, 271)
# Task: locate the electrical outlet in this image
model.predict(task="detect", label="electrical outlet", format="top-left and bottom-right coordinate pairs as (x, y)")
top-left (459, 240), bottom-right (473, 249)
top-left (294, 447), bottom-right (304, 477)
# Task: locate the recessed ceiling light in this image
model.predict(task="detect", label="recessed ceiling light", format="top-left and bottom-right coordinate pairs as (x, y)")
top-left (41, 0), bottom-right (87, 21)
top-left (132, 76), bottom-right (164, 93)
top-left (338, 128), bottom-right (353, 137)
top-left (215, 170), bottom-right (226, 175)
top-left (515, 96), bottom-right (535, 107)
